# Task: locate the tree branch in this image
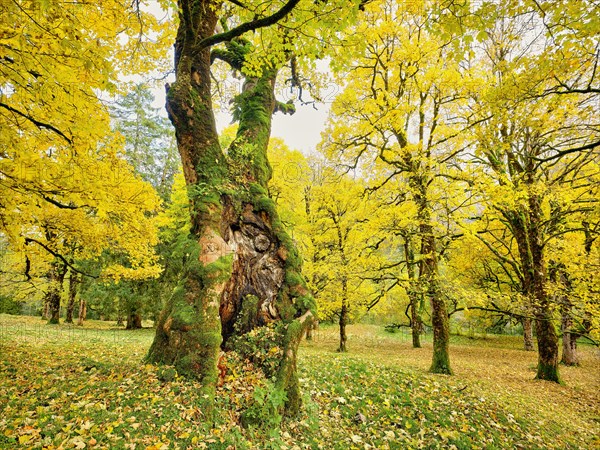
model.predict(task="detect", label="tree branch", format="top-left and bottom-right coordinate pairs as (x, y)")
top-left (0, 102), bottom-right (73, 145)
top-left (194, 0), bottom-right (301, 53)
top-left (24, 238), bottom-right (97, 278)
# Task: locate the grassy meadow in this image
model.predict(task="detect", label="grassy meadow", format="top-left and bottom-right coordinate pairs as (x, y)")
top-left (0, 314), bottom-right (598, 449)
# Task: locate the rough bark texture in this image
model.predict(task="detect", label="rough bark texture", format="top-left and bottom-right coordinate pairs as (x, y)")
top-left (65, 272), bottom-right (79, 324)
top-left (147, 0), bottom-right (313, 416)
top-left (77, 298), bottom-right (86, 326)
top-left (126, 311), bottom-right (143, 330)
top-left (522, 316), bottom-right (534, 351)
top-left (147, 2), bottom-right (226, 393)
top-left (46, 262), bottom-right (66, 325)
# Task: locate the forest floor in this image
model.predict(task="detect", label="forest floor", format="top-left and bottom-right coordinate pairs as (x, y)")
top-left (0, 314), bottom-right (598, 449)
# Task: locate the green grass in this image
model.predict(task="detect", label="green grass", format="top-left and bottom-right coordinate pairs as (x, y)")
top-left (0, 314), bottom-right (598, 449)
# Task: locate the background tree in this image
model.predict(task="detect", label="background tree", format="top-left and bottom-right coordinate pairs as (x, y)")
top-left (111, 84), bottom-right (179, 201)
top-left (460, 1), bottom-right (600, 382)
top-left (0, 0), bottom-right (170, 322)
top-left (322, 0), bottom-right (473, 374)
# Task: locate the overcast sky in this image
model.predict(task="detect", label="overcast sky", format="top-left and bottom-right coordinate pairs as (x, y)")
top-left (153, 88), bottom-right (331, 155)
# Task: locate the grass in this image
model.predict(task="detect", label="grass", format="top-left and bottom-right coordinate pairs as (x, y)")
top-left (0, 314), bottom-right (598, 449)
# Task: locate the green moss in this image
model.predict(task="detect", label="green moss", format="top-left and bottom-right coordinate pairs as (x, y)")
top-left (536, 362), bottom-right (561, 383)
top-left (429, 349), bottom-right (452, 375)
top-left (171, 303), bottom-right (196, 326)
top-left (249, 183), bottom-right (268, 197)
top-left (234, 294), bottom-right (260, 333)
top-left (204, 254), bottom-right (233, 279)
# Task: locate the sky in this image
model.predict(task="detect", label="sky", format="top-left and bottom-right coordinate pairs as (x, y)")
top-left (152, 83), bottom-right (333, 156)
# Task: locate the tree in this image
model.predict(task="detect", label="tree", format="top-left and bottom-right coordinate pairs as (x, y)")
top-left (111, 84), bottom-right (179, 201)
top-left (462, 1), bottom-right (600, 382)
top-left (321, 0), bottom-right (473, 374)
top-left (0, 1), bottom-right (169, 322)
top-left (146, 0), bottom-right (362, 415)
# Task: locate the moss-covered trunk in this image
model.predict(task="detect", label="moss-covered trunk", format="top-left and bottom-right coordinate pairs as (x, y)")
top-left (147, 2), bottom-right (226, 395)
top-left (219, 69), bottom-right (314, 415)
top-left (148, 2), bottom-right (312, 416)
top-left (513, 194), bottom-right (559, 382)
top-left (414, 186), bottom-right (450, 374)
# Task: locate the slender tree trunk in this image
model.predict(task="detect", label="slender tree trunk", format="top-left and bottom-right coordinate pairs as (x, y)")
top-left (522, 316), bottom-right (534, 351)
top-left (42, 299), bottom-right (50, 320)
top-left (46, 262), bottom-right (66, 325)
top-left (116, 313), bottom-right (124, 327)
top-left (416, 199), bottom-right (450, 374)
top-left (77, 299), bottom-right (86, 326)
top-left (65, 272), bottom-right (79, 324)
top-left (403, 234), bottom-right (422, 348)
top-left (410, 296), bottom-right (423, 348)
top-left (560, 308), bottom-right (579, 366)
top-left (305, 321), bottom-right (313, 340)
top-left (338, 293), bottom-right (348, 353)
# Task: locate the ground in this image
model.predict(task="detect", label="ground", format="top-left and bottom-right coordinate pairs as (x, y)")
top-left (0, 314), bottom-right (598, 449)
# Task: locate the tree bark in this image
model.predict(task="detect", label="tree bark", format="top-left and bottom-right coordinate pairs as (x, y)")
top-left (403, 234), bottom-right (422, 348)
top-left (555, 267), bottom-right (579, 366)
top-left (77, 298), bottom-right (86, 326)
top-left (42, 299), bottom-right (50, 320)
top-left (46, 261), bottom-right (66, 325)
top-left (126, 311), bottom-right (143, 330)
top-left (147, 2), bottom-right (313, 416)
top-left (511, 193), bottom-right (559, 382)
top-left (338, 293), bottom-right (348, 353)
top-left (560, 308), bottom-right (579, 366)
top-left (65, 272), bottom-right (79, 324)
top-left (413, 185), bottom-right (450, 374)
top-left (522, 316), bottom-right (534, 351)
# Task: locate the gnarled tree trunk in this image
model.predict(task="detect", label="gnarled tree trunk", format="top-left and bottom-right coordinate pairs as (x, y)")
top-left (147, 1), bottom-right (313, 416)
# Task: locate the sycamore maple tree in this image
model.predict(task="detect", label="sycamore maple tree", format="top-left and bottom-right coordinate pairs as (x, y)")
top-left (0, 1), bottom-right (172, 323)
top-left (145, 0), bottom-right (365, 416)
top-left (321, 0), bottom-right (475, 375)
